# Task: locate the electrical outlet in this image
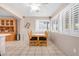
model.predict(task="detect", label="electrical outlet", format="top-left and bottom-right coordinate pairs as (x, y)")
top-left (73, 48), bottom-right (77, 54)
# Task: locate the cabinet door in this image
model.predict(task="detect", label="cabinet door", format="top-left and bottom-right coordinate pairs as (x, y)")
top-left (10, 20), bottom-right (13, 25)
top-left (6, 20), bottom-right (9, 25)
top-left (1, 20), bottom-right (5, 25)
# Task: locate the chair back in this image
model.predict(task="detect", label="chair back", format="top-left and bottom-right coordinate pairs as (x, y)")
top-left (28, 31), bottom-right (32, 39)
top-left (45, 31), bottom-right (48, 38)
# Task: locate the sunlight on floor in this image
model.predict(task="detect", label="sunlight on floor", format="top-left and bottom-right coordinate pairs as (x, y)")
top-left (5, 40), bottom-right (65, 56)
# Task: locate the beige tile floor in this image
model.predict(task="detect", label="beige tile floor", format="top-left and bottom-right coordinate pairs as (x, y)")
top-left (4, 40), bottom-right (65, 56)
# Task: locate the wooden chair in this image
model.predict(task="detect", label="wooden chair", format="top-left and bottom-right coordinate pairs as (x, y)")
top-left (28, 31), bottom-right (32, 39)
top-left (28, 31), bottom-right (38, 46)
top-left (39, 31), bottom-right (48, 46)
top-left (45, 31), bottom-right (48, 38)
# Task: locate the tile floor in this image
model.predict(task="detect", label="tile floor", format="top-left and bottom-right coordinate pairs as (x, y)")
top-left (4, 40), bottom-right (65, 56)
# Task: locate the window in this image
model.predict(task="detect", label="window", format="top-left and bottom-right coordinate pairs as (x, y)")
top-left (52, 20), bottom-right (54, 31)
top-left (53, 18), bottom-right (59, 32)
top-left (62, 9), bottom-right (71, 32)
top-left (35, 20), bottom-right (50, 32)
top-left (51, 3), bottom-right (79, 37)
top-left (71, 4), bottom-right (79, 31)
top-left (52, 15), bottom-right (60, 32)
top-left (55, 15), bottom-right (59, 31)
top-left (52, 20), bottom-right (56, 32)
top-left (65, 11), bottom-right (70, 29)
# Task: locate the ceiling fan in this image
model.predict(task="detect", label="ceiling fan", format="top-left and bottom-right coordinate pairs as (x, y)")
top-left (25, 3), bottom-right (48, 12)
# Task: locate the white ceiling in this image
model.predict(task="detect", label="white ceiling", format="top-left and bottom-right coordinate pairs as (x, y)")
top-left (0, 3), bottom-right (69, 18)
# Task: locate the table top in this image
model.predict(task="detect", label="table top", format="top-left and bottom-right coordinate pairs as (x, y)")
top-left (32, 33), bottom-right (45, 36)
top-left (0, 34), bottom-right (11, 36)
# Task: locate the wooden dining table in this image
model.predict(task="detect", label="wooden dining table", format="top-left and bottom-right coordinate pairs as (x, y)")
top-left (31, 33), bottom-right (46, 39)
top-left (29, 33), bottom-right (48, 46)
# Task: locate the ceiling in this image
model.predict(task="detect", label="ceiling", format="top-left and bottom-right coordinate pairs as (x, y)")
top-left (0, 3), bottom-right (69, 18)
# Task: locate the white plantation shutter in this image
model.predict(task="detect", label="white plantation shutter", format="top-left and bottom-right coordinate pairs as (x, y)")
top-left (71, 4), bottom-right (79, 31)
top-left (65, 11), bottom-right (70, 29)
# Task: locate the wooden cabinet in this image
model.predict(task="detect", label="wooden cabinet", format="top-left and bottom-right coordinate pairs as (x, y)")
top-left (0, 18), bottom-right (16, 41)
top-left (6, 34), bottom-right (16, 41)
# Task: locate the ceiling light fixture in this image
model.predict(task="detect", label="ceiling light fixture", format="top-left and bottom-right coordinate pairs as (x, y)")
top-left (25, 3), bottom-right (42, 12)
top-left (31, 4), bottom-right (40, 11)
